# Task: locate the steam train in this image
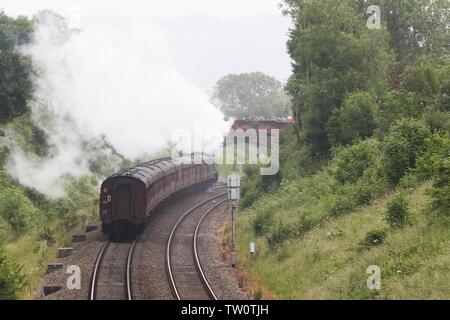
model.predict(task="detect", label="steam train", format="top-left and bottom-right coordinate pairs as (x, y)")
top-left (99, 155), bottom-right (218, 239)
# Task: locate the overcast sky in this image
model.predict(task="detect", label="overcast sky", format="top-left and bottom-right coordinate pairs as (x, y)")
top-left (1, 0), bottom-right (292, 90)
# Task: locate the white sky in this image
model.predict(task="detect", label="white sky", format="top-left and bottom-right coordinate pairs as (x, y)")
top-left (1, 0), bottom-right (292, 89)
top-left (2, 0), bottom-right (284, 18)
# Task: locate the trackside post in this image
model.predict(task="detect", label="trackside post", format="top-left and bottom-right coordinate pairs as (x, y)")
top-left (227, 175), bottom-right (240, 268)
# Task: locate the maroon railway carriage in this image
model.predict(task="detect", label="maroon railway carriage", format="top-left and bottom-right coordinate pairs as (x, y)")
top-left (99, 156), bottom-right (218, 239)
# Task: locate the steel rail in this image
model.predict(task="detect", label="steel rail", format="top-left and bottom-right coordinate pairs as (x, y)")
top-left (166, 192), bottom-right (227, 300)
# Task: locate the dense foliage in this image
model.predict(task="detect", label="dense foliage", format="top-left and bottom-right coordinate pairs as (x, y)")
top-left (0, 248), bottom-right (25, 300)
top-left (0, 11), bottom-right (132, 299)
top-left (0, 12), bottom-right (33, 124)
top-left (385, 193), bottom-right (411, 228)
top-left (237, 0), bottom-right (450, 299)
top-left (283, 0), bottom-right (449, 157)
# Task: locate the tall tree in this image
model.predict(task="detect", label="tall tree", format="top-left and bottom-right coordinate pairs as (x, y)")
top-left (284, 0), bottom-right (391, 156)
top-left (379, 0), bottom-right (449, 61)
top-left (212, 72), bottom-right (291, 119)
top-left (0, 12), bottom-right (34, 124)
top-left (338, 0), bottom-right (450, 60)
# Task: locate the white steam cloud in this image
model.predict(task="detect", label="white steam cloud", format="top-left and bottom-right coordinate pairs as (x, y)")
top-left (5, 12), bottom-right (229, 197)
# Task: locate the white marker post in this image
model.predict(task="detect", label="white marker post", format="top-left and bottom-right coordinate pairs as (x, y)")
top-left (227, 175), bottom-right (240, 268)
top-left (249, 242), bottom-right (256, 260)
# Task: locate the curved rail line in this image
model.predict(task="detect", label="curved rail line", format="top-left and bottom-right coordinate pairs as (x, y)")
top-left (166, 192), bottom-right (227, 300)
top-left (89, 238), bottom-right (137, 300)
top-left (193, 198), bottom-right (228, 300)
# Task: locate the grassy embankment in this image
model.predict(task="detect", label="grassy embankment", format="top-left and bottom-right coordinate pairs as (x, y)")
top-left (236, 181), bottom-right (449, 299)
top-left (229, 120), bottom-right (450, 299)
top-left (0, 113), bottom-right (122, 299)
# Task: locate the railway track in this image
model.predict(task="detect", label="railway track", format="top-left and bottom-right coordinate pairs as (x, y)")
top-left (166, 192), bottom-right (227, 300)
top-left (89, 238), bottom-right (137, 300)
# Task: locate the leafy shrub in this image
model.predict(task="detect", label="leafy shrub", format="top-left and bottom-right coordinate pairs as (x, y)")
top-left (0, 247), bottom-right (26, 299)
top-left (240, 163), bottom-right (281, 209)
top-left (359, 229), bottom-right (387, 249)
top-left (267, 222), bottom-right (296, 248)
top-left (352, 182), bottom-right (374, 206)
top-left (421, 106), bottom-right (450, 133)
top-left (382, 119), bottom-right (430, 183)
top-left (327, 92), bottom-right (378, 146)
top-left (0, 217), bottom-right (13, 244)
top-left (252, 210), bottom-right (273, 236)
top-left (333, 139), bottom-right (380, 184)
top-left (403, 59), bottom-right (440, 97)
top-left (64, 176), bottom-right (98, 208)
top-left (385, 193), bottom-right (411, 228)
top-left (378, 90), bottom-right (427, 131)
top-left (23, 187), bottom-right (51, 211)
top-left (5, 114), bottom-right (50, 156)
top-left (416, 134), bottom-right (450, 179)
top-left (51, 198), bottom-right (79, 229)
top-left (240, 178), bottom-right (259, 209)
top-left (0, 188), bottom-right (36, 234)
top-left (39, 226), bottom-right (55, 245)
top-left (382, 133), bottom-right (411, 183)
top-left (429, 158), bottom-right (450, 216)
top-left (399, 173), bottom-right (421, 190)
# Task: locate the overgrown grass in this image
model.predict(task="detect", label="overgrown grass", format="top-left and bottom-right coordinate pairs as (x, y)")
top-left (237, 182), bottom-right (450, 299)
top-left (0, 166), bottom-right (98, 298)
top-left (0, 110), bottom-right (131, 299)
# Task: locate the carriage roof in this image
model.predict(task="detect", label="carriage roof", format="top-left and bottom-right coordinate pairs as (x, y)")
top-left (105, 155), bottom-right (211, 188)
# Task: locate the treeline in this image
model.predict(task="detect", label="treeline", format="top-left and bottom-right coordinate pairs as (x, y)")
top-left (0, 12), bottom-right (34, 124)
top-left (0, 11), bottom-right (130, 299)
top-left (239, 0), bottom-right (450, 251)
top-left (237, 0), bottom-right (449, 299)
top-left (242, 0), bottom-right (450, 206)
top-left (285, 0), bottom-right (449, 157)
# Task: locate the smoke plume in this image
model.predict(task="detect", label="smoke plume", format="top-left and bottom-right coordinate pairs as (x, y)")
top-left (5, 11), bottom-right (229, 197)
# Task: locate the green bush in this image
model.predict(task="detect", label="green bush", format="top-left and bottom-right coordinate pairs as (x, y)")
top-left (39, 226), bottom-right (55, 245)
top-left (403, 58), bottom-right (440, 98)
top-left (385, 193), bottom-right (411, 228)
top-left (240, 164), bottom-right (281, 209)
top-left (0, 188), bottom-right (37, 234)
top-left (267, 222), bottom-right (296, 248)
top-left (333, 139), bottom-right (380, 184)
top-left (382, 119), bottom-right (430, 183)
top-left (429, 158), bottom-right (450, 216)
top-left (421, 106), bottom-right (450, 133)
top-left (240, 178), bottom-right (259, 209)
top-left (416, 134), bottom-right (450, 179)
top-left (252, 210), bottom-right (273, 236)
top-left (359, 229), bottom-right (387, 249)
top-left (327, 92), bottom-right (378, 146)
top-left (378, 90), bottom-right (427, 131)
top-left (23, 187), bottom-right (51, 211)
